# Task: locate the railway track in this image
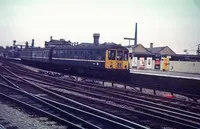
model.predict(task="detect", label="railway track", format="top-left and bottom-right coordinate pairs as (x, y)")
top-left (0, 63), bottom-right (147, 129)
top-left (0, 80), bottom-right (140, 129)
top-left (12, 67), bottom-right (200, 114)
top-left (25, 76), bottom-right (200, 129)
top-left (4, 75), bottom-right (200, 128)
top-left (9, 62), bottom-right (200, 110)
top-left (0, 82), bottom-right (100, 129)
top-left (1, 61), bottom-right (200, 128)
top-left (0, 124), bottom-right (6, 129)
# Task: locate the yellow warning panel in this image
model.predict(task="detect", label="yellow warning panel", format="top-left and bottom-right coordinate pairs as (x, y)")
top-left (105, 50), bottom-right (129, 70)
top-left (162, 57), bottom-right (169, 71)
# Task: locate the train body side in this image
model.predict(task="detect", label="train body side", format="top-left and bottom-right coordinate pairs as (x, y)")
top-left (51, 47), bottom-right (106, 72)
top-left (20, 44), bottom-right (129, 78)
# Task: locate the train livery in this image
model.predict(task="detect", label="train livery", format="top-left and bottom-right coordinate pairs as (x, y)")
top-left (20, 42), bottom-right (129, 78)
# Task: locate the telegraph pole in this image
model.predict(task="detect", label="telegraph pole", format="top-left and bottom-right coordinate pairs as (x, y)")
top-left (197, 44), bottom-right (200, 56)
top-left (124, 37), bottom-right (135, 46)
top-left (134, 23), bottom-right (137, 46)
top-left (124, 23), bottom-right (138, 46)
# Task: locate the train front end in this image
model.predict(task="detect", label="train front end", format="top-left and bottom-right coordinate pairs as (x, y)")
top-left (104, 47), bottom-right (130, 80)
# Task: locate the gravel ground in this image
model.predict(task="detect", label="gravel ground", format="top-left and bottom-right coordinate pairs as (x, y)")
top-left (0, 101), bottom-right (67, 129)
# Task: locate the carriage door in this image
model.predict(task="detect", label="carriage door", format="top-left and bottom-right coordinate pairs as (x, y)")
top-left (116, 50), bottom-right (123, 69)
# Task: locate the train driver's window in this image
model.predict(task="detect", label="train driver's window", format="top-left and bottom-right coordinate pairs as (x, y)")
top-left (117, 51), bottom-right (123, 60)
top-left (124, 51), bottom-right (128, 61)
top-left (108, 50), bottom-right (116, 60)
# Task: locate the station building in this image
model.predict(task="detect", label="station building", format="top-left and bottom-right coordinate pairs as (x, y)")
top-left (127, 44), bottom-right (154, 70)
top-left (127, 43), bottom-right (176, 71)
top-left (147, 43), bottom-right (176, 56)
top-left (127, 42), bottom-right (200, 74)
top-left (45, 36), bottom-right (77, 48)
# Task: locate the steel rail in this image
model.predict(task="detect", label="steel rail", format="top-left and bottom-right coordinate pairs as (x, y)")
top-left (0, 66), bottom-right (147, 129)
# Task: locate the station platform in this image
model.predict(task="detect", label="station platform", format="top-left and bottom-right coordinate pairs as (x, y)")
top-left (130, 69), bottom-right (200, 80)
top-left (129, 69), bottom-right (200, 98)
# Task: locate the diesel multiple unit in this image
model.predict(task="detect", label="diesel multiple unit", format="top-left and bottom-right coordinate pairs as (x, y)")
top-left (20, 35), bottom-right (129, 78)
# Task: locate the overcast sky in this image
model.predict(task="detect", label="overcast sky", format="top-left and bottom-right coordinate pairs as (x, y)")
top-left (0, 0), bottom-right (200, 54)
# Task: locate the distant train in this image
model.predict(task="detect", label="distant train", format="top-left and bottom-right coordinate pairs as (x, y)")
top-left (20, 42), bottom-right (129, 78)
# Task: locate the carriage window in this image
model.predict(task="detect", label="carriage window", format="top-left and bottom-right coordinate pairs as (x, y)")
top-left (89, 50), bottom-right (92, 55)
top-left (80, 51), bottom-right (84, 59)
top-left (44, 51), bottom-right (48, 57)
top-left (117, 50), bottom-right (123, 60)
top-left (69, 51), bottom-right (72, 56)
top-left (59, 50), bottom-right (64, 58)
top-left (53, 50), bottom-right (57, 57)
top-left (65, 50), bottom-right (68, 57)
top-left (124, 51), bottom-right (128, 61)
top-left (108, 50), bottom-right (116, 60)
top-left (44, 51), bottom-right (46, 57)
top-left (75, 51), bottom-right (77, 55)
top-left (96, 50), bottom-right (100, 55)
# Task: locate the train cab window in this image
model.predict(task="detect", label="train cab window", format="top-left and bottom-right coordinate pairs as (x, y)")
top-left (124, 51), bottom-right (128, 61)
top-left (108, 50), bottom-right (116, 60)
top-left (117, 50), bottom-right (123, 60)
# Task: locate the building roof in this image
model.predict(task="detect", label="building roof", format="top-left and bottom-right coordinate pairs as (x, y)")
top-left (45, 39), bottom-right (71, 44)
top-left (147, 46), bottom-right (166, 54)
top-left (174, 54), bottom-right (200, 57)
top-left (147, 46), bottom-right (176, 55)
top-left (126, 44), bottom-right (152, 54)
top-left (125, 44), bottom-right (139, 49)
top-left (78, 42), bottom-right (121, 47)
top-left (132, 52), bottom-right (155, 55)
top-left (53, 42), bottom-right (126, 50)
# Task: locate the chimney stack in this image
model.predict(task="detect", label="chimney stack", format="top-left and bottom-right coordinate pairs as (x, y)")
top-left (93, 33), bottom-right (100, 45)
top-left (13, 40), bottom-right (16, 47)
top-left (150, 43), bottom-right (153, 48)
top-left (25, 41), bottom-right (29, 49)
top-left (134, 23), bottom-right (137, 45)
top-left (50, 36), bottom-right (53, 41)
top-left (31, 39), bottom-right (34, 48)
